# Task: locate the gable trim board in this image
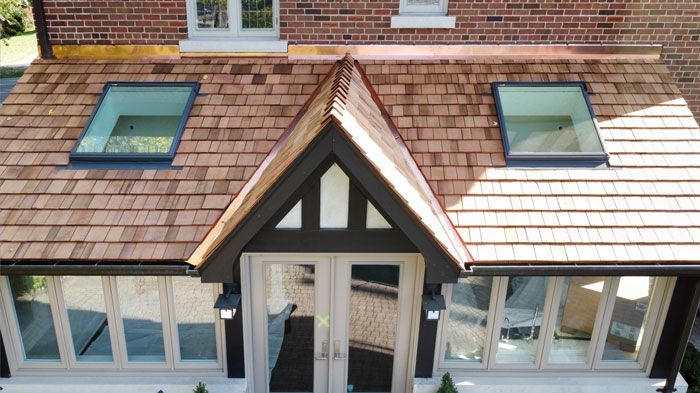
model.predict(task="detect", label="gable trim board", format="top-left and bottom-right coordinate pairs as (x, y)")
top-left (191, 55), bottom-right (470, 283)
top-left (198, 124), bottom-right (461, 283)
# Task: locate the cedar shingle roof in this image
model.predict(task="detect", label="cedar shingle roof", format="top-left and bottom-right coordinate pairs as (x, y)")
top-left (0, 56), bottom-right (699, 266)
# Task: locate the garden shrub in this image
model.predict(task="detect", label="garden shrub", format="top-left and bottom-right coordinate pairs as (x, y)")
top-left (437, 372), bottom-right (457, 393)
top-left (193, 382), bottom-right (209, 393)
top-left (0, 0), bottom-right (30, 39)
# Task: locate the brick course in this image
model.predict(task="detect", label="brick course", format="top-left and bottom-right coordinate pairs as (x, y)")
top-left (40, 0), bottom-right (700, 118)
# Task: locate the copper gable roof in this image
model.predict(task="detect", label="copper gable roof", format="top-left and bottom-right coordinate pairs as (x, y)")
top-left (0, 56), bottom-right (699, 267)
top-left (189, 55), bottom-right (470, 271)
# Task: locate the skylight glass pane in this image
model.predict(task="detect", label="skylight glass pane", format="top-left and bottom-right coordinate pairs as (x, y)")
top-left (73, 84), bottom-right (196, 157)
top-left (495, 84), bottom-right (605, 157)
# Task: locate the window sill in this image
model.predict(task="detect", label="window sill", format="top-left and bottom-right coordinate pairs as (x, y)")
top-left (179, 38), bottom-right (288, 53)
top-left (390, 15), bottom-right (456, 29)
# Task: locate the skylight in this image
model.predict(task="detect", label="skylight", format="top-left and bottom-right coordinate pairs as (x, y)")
top-left (493, 82), bottom-right (608, 165)
top-left (71, 82), bottom-right (198, 162)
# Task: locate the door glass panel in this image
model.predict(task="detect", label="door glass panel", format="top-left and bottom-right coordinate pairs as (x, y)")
top-left (116, 276), bottom-right (166, 362)
top-left (602, 276), bottom-right (657, 362)
top-left (7, 276), bottom-right (60, 360)
top-left (444, 276), bottom-right (492, 363)
top-left (496, 276), bottom-right (548, 364)
top-left (61, 276), bottom-right (113, 362)
top-left (171, 277), bottom-right (217, 361)
top-left (549, 277), bottom-right (604, 364)
top-left (197, 0), bottom-right (229, 29)
top-left (241, 0), bottom-right (274, 29)
top-left (266, 264), bottom-right (315, 392)
top-left (347, 265), bottom-right (399, 392)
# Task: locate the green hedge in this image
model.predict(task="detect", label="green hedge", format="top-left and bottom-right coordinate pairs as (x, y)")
top-left (0, 0), bottom-right (30, 39)
top-left (683, 344), bottom-right (700, 393)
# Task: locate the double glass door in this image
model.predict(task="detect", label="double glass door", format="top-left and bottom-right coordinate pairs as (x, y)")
top-left (245, 254), bottom-right (419, 393)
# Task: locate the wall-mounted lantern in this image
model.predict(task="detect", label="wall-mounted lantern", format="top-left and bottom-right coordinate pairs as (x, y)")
top-left (422, 285), bottom-right (446, 321)
top-left (214, 287), bottom-right (241, 320)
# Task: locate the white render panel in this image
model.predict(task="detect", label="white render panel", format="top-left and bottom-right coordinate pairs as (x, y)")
top-left (276, 200), bottom-right (302, 229)
top-left (320, 164), bottom-right (350, 229)
top-left (367, 201), bottom-right (392, 229)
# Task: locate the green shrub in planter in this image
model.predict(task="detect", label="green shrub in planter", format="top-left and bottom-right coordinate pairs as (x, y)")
top-left (682, 344), bottom-right (700, 393)
top-left (437, 372), bottom-right (457, 393)
top-left (193, 382), bottom-right (209, 393)
top-left (0, 0), bottom-right (29, 39)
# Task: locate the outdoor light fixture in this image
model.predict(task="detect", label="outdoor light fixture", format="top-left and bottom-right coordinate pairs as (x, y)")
top-left (214, 287), bottom-right (241, 320)
top-left (422, 285), bottom-right (446, 321)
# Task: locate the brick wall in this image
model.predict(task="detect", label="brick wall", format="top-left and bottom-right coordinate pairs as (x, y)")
top-left (42, 0), bottom-right (699, 117)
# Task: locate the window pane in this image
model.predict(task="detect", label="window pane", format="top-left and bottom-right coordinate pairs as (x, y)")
top-left (7, 276), bottom-right (60, 360)
top-left (74, 84), bottom-right (195, 155)
top-left (116, 277), bottom-right (166, 362)
top-left (602, 277), bottom-right (657, 362)
top-left (444, 277), bottom-right (492, 363)
top-left (495, 85), bottom-right (605, 155)
top-left (197, 0), bottom-right (229, 29)
top-left (241, 0), bottom-right (273, 29)
top-left (61, 276), bottom-right (113, 362)
top-left (548, 277), bottom-right (604, 364)
top-left (495, 276), bottom-right (548, 364)
top-left (172, 277), bottom-right (217, 361)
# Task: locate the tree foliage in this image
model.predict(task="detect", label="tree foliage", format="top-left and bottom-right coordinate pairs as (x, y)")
top-left (0, 0), bottom-right (30, 39)
top-left (437, 372), bottom-right (458, 393)
top-left (682, 344), bottom-right (700, 393)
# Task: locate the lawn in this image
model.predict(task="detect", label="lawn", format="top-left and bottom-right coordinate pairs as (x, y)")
top-left (0, 29), bottom-right (38, 65)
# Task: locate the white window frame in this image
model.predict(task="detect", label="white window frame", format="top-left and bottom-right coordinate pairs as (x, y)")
top-left (0, 276), bottom-right (225, 375)
top-left (435, 276), bottom-right (673, 375)
top-left (399, 0), bottom-right (448, 16)
top-left (185, 0), bottom-right (280, 39)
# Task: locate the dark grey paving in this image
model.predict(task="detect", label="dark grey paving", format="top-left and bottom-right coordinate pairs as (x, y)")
top-left (0, 77), bottom-right (20, 104)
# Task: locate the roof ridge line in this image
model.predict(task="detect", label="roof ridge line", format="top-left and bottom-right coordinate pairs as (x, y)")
top-left (324, 54), bottom-right (355, 121)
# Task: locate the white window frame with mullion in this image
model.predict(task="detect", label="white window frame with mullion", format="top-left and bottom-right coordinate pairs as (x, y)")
top-left (0, 276), bottom-right (67, 371)
top-left (108, 276), bottom-right (174, 370)
top-left (399, 0), bottom-right (448, 15)
top-left (486, 276), bottom-right (557, 370)
top-left (0, 275), bottom-right (225, 374)
top-left (538, 276), bottom-right (612, 370)
top-left (435, 276), bottom-right (674, 374)
top-left (591, 276), bottom-right (671, 371)
top-left (164, 277), bottom-right (225, 370)
top-left (53, 276), bottom-right (122, 370)
top-left (435, 276), bottom-right (502, 370)
top-left (186, 0), bottom-right (280, 39)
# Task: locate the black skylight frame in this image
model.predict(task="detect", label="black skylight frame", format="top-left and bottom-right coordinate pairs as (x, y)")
top-left (69, 81), bottom-right (199, 164)
top-left (492, 81), bottom-right (609, 167)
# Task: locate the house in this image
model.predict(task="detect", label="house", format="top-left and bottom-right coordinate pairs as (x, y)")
top-left (0, 1), bottom-right (699, 393)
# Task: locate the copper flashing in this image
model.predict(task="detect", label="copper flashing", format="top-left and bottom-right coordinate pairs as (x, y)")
top-left (289, 44), bottom-right (663, 60)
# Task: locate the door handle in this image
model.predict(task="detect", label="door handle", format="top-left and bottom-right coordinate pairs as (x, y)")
top-left (315, 340), bottom-right (329, 360)
top-left (333, 340), bottom-right (346, 360)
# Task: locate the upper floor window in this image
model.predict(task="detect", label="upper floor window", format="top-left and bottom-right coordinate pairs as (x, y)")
top-left (188, 0), bottom-right (279, 39)
top-left (70, 83), bottom-right (198, 164)
top-left (492, 82), bottom-right (608, 166)
top-left (400, 0), bottom-right (448, 15)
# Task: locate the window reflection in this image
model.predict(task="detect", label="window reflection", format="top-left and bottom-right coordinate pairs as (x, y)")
top-left (444, 276), bottom-right (492, 362)
top-left (603, 277), bottom-right (656, 362)
top-left (495, 276), bottom-right (548, 364)
top-left (61, 276), bottom-right (113, 362)
top-left (116, 276), bottom-right (166, 362)
top-left (197, 0), bottom-right (229, 29)
top-left (8, 276), bottom-right (60, 360)
top-left (172, 277), bottom-right (217, 362)
top-left (549, 277), bottom-right (604, 364)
